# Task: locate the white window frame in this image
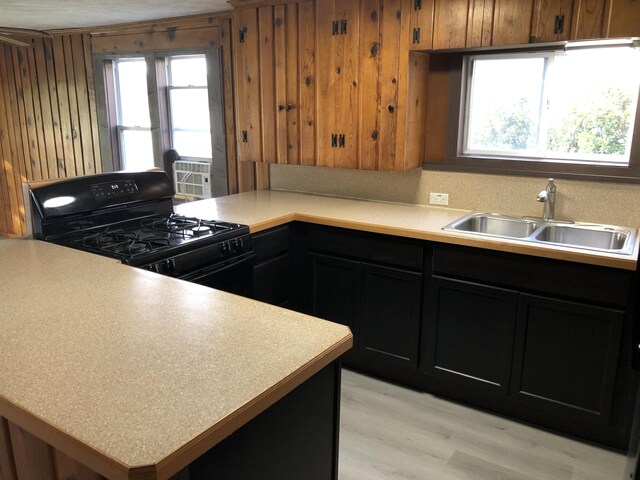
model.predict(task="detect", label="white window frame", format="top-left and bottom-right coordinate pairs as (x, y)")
top-left (165, 54), bottom-right (212, 163)
top-left (113, 57), bottom-right (153, 170)
top-left (459, 48), bottom-right (640, 167)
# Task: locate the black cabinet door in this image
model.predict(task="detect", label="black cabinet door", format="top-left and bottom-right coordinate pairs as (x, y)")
top-left (253, 225), bottom-right (293, 307)
top-left (253, 253), bottom-right (292, 307)
top-left (360, 263), bottom-right (422, 369)
top-left (511, 294), bottom-right (625, 422)
top-left (310, 253), bottom-right (361, 365)
top-left (421, 276), bottom-right (519, 396)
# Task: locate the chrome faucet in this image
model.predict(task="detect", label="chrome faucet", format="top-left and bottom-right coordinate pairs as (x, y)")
top-left (536, 178), bottom-right (556, 221)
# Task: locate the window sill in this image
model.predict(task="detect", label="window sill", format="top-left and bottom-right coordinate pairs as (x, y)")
top-left (423, 157), bottom-right (640, 184)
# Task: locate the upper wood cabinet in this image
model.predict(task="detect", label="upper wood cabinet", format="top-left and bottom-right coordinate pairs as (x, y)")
top-left (603, 0), bottom-right (640, 37)
top-left (316, 0), bottom-right (361, 168)
top-left (234, 0), bottom-right (428, 171)
top-left (410, 0), bottom-right (640, 50)
top-left (315, 0), bottom-right (429, 170)
top-left (233, 1), bottom-right (316, 165)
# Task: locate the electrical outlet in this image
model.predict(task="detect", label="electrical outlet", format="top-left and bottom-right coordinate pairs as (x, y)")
top-left (429, 192), bottom-right (449, 206)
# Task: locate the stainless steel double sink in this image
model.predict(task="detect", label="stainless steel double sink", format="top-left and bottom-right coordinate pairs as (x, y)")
top-left (443, 213), bottom-right (637, 255)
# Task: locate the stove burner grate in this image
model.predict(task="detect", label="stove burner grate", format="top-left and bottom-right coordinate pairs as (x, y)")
top-left (140, 214), bottom-right (230, 236)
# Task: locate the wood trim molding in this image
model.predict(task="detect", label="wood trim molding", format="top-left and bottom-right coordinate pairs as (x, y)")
top-left (88, 12), bottom-right (232, 37)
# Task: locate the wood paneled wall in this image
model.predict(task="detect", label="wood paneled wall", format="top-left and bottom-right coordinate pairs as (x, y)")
top-left (0, 12), bottom-right (258, 238)
top-left (0, 33), bottom-right (101, 237)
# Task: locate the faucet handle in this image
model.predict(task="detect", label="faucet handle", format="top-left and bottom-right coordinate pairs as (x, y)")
top-left (546, 178), bottom-right (556, 192)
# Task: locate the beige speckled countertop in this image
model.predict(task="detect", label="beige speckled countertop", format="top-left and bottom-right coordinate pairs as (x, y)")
top-left (0, 240), bottom-right (352, 479)
top-left (175, 190), bottom-right (638, 271)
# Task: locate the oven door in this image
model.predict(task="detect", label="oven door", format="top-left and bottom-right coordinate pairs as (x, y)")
top-left (177, 252), bottom-right (256, 297)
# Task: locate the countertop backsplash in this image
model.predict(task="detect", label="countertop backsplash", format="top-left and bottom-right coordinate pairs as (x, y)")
top-left (270, 164), bottom-right (640, 229)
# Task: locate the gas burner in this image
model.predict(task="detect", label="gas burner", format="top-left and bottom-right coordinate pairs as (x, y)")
top-left (191, 225), bottom-right (211, 234)
top-left (65, 228), bottom-right (172, 257)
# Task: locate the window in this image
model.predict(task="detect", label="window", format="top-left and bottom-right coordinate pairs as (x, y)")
top-left (97, 49), bottom-right (226, 198)
top-left (113, 58), bottom-right (154, 171)
top-left (458, 45), bottom-right (640, 174)
top-left (166, 55), bottom-right (212, 159)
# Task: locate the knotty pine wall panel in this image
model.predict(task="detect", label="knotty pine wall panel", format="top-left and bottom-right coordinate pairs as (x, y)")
top-left (0, 33), bottom-right (101, 237)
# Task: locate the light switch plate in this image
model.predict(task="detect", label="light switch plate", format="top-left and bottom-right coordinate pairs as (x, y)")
top-left (429, 192), bottom-right (449, 206)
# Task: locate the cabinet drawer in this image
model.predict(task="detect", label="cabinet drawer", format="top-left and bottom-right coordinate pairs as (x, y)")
top-left (253, 225), bottom-right (291, 261)
top-left (307, 225), bottom-right (423, 270)
top-left (432, 244), bottom-right (633, 307)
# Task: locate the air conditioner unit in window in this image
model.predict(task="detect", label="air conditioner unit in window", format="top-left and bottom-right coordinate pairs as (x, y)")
top-left (173, 160), bottom-right (211, 199)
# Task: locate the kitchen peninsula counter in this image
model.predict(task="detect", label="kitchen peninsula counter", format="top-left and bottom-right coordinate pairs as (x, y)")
top-left (0, 240), bottom-right (352, 479)
top-left (176, 190), bottom-right (639, 270)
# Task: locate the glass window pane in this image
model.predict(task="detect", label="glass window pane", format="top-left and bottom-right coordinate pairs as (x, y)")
top-left (115, 59), bottom-right (151, 127)
top-left (168, 55), bottom-right (207, 87)
top-left (544, 47), bottom-right (640, 164)
top-left (169, 88), bottom-right (211, 130)
top-left (465, 56), bottom-right (546, 154)
top-left (172, 131), bottom-right (212, 158)
top-left (120, 129), bottom-right (154, 171)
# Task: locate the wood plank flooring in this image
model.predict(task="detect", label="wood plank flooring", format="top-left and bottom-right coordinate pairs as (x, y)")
top-left (338, 370), bottom-right (626, 480)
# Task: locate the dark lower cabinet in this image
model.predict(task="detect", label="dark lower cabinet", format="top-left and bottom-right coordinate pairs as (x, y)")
top-left (512, 294), bottom-right (625, 422)
top-left (425, 244), bottom-right (636, 448)
top-left (421, 276), bottom-right (519, 396)
top-left (360, 263), bottom-right (422, 369)
top-left (310, 253), bottom-right (361, 365)
top-left (305, 225), bottom-right (425, 385)
top-left (189, 362), bottom-right (341, 480)
top-left (252, 225), bottom-right (293, 307)
top-left (251, 223), bottom-right (637, 448)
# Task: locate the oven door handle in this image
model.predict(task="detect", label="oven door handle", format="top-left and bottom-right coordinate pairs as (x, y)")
top-left (178, 251), bottom-right (257, 282)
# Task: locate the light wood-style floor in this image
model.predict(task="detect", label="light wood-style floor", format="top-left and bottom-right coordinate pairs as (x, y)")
top-left (338, 370), bottom-right (627, 480)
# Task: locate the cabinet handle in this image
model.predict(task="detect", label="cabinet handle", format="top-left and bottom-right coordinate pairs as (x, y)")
top-left (332, 20), bottom-right (339, 35)
top-left (554, 15), bottom-right (565, 34)
top-left (331, 134), bottom-right (338, 147)
top-left (341, 19), bottom-right (348, 35)
top-left (242, 131), bottom-right (248, 143)
top-left (412, 27), bottom-right (421, 44)
top-left (239, 27), bottom-right (247, 43)
top-left (339, 134), bottom-right (345, 148)
top-left (414, 0), bottom-right (422, 10)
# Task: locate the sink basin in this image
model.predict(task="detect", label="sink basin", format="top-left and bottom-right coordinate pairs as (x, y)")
top-left (445, 213), bottom-right (540, 239)
top-left (535, 224), bottom-right (632, 253)
top-left (443, 212), bottom-right (637, 255)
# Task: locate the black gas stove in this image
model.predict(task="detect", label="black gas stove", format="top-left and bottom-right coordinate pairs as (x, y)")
top-left (30, 171), bottom-right (255, 295)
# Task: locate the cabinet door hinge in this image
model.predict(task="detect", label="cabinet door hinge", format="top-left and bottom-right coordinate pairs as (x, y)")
top-left (414, 0), bottom-right (422, 10)
top-left (338, 134), bottom-right (345, 148)
top-left (553, 15), bottom-right (565, 34)
top-left (332, 21), bottom-right (339, 35)
top-left (331, 134), bottom-right (338, 147)
top-left (412, 27), bottom-right (421, 44)
top-left (242, 131), bottom-right (248, 143)
top-left (239, 27), bottom-right (247, 43)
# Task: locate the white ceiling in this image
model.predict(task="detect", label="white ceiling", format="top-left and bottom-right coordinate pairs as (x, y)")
top-left (0, 0), bottom-right (232, 31)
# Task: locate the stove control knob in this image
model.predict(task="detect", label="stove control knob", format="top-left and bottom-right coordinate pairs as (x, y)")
top-left (220, 242), bottom-right (230, 256)
top-left (230, 239), bottom-right (239, 253)
top-left (165, 259), bottom-right (176, 273)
